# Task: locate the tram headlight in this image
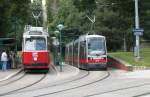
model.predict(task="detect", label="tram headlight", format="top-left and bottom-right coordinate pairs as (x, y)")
top-left (32, 52), bottom-right (38, 61)
top-left (34, 57), bottom-right (37, 61)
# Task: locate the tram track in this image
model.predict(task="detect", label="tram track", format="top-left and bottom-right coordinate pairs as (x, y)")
top-left (0, 69), bottom-right (23, 83)
top-left (84, 79), bottom-right (150, 97)
top-left (14, 70), bottom-right (90, 94)
top-left (0, 73), bottom-right (47, 97)
top-left (134, 92), bottom-right (150, 97)
top-left (33, 71), bottom-right (110, 97)
top-left (2, 68), bottom-right (150, 97)
top-left (0, 71), bottom-right (25, 87)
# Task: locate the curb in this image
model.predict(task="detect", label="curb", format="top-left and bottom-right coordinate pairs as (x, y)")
top-left (108, 55), bottom-right (133, 71)
top-left (0, 69), bottom-right (23, 82)
top-left (133, 66), bottom-right (150, 71)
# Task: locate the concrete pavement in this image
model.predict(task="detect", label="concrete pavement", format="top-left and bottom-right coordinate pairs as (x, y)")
top-left (55, 63), bottom-right (80, 78)
top-left (123, 69), bottom-right (150, 79)
top-left (0, 69), bottom-right (22, 82)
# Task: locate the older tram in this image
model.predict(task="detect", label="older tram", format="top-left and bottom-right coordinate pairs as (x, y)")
top-left (65, 34), bottom-right (107, 70)
top-left (22, 25), bottom-right (50, 70)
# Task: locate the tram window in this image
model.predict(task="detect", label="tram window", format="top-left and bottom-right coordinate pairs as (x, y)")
top-left (88, 38), bottom-right (105, 55)
top-left (88, 38), bottom-right (105, 51)
top-left (25, 39), bottom-right (35, 51)
top-left (80, 41), bottom-right (86, 59)
top-left (24, 37), bottom-right (46, 51)
top-left (36, 39), bottom-right (46, 50)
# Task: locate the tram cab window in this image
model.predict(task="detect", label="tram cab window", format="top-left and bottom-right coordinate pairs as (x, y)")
top-left (36, 39), bottom-right (46, 50)
top-left (25, 37), bottom-right (46, 51)
top-left (25, 38), bottom-right (35, 51)
top-left (88, 37), bottom-right (105, 55)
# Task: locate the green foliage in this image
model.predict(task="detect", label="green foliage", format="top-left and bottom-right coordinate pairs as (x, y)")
top-left (47, 0), bottom-right (150, 51)
top-left (30, 0), bottom-right (43, 26)
top-left (48, 0), bottom-right (84, 34)
top-left (94, 0), bottom-right (135, 51)
top-left (73, 0), bottom-right (96, 14)
top-left (0, 0), bottom-right (31, 37)
top-left (0, 0), bottom-right (31, 50)
top-left (140, 0), bottom-right (150, 40)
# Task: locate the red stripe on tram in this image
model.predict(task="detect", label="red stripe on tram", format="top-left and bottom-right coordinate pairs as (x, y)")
top-left (80, 59), bottom-right (108, 64)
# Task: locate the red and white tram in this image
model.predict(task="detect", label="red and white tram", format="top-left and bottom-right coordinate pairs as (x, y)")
top-left (65, 34), bottom-right (107, 70)
top-left (22, 25), bottom-right (50, 70)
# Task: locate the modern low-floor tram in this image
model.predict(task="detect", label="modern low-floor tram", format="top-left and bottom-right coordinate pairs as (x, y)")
top-left (65, 34), bottom-right (107, 70)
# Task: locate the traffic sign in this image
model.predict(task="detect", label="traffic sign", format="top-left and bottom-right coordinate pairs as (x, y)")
top-left (134, 28), bottom-right (144, 32)
top-left (133, 28), bottom-right (144, 36)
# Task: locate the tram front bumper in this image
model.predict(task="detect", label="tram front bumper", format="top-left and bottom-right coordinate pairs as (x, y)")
top-left (86, 63), bottom-right (107, 69)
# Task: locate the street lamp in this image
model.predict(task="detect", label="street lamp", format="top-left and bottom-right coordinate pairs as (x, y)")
top-left (56, 24), bottom-right (64, 72)
top-left (54, 30), bottom-right (60, 34)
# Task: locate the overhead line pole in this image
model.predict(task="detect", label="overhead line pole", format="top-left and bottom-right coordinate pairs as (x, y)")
top-left (134, 0), bottom-right (143, 61)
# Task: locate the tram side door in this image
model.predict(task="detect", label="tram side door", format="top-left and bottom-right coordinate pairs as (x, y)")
top-left (79, 41), bottom-right (87, 67)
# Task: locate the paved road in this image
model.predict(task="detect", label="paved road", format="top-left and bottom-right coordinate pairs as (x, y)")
top-left (0, 65), bottom-right (150, 97)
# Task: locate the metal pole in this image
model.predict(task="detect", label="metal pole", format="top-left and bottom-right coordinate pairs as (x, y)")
top-left (59, 30), bottom-right (62, 72)
top-left (134, 0), bottom-right (140, 60)
top-left (135, 0), bottom-right (139, 29)
top-left (57, 24), bottom-right (64, 72)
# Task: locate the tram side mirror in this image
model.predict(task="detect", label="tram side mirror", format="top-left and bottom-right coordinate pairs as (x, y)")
top-left (83, 41), bottom-right (86, 46)
top-left (88, 43), bottom-right (91, 47)
top-left (30, 38), bottom-right (32, 42)
top-left (26, 36), bottom-right (32, 42)
top-left (27, 38), bottom-right (32, 42)
top-left (83, 40), bottom-right (86, 44)
top-left (81, 41), bottom-right (86, 46)
top-left (29, 36), bottom-right (34, 42)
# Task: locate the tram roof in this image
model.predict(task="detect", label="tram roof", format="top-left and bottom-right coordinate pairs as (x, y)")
top-left (66, 34), bottom-right (105, 46)
top-left (79, 34), bottom-right (105, 41)
top-left (23, 25), bottom-right (49, 36)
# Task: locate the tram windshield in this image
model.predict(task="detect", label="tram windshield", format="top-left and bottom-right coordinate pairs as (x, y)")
top-left (88, 37), bottom-right (106, 55)
top-left (24, 37), bottom-right (46, 51)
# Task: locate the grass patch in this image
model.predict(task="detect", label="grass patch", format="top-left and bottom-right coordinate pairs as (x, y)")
top-left (109, 48), bottom-right (150, 67)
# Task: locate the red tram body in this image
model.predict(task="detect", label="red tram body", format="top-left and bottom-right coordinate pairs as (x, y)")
top-left (22, 25), bottom-right (50, 70)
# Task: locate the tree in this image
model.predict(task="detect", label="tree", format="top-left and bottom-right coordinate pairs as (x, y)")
top-left (30, 0), bottom-right (43, 26)
top-left (47, 0), bottom-right (83, 42)
top-left (0, 0), bottom-right (31, 49)
top-left (94, 0), bottom-right (135, 51)
top-left (140, 0), bottom-right (150, 40)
